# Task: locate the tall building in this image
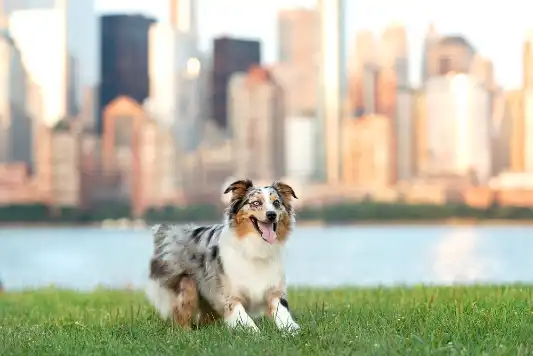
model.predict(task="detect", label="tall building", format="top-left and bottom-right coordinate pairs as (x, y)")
top-left (505, 90), bottom-right (524, 172)
top-left (229, 66), bottom-right (285, 181)
top-left (2, 0), bottom-right (99, 124)
top-left (273, 8), bottom-right (318, 117)
top-left (413, 90), bottom-right (428, 175)
top-left (169, 0), bottom-right (197, 35)
top-left (421, 23), bottom-right (439, 83)
top-left (375, 23), bottom-right (411, 184)
top-left (347, 30), bottom-right (376, 116)
top-left (148, 0), bottom-right (204, 151)
top-left (285, 116), bottom-right (315, 182)
top-left (98, 14), bottom-right (155, 134)
top-left (277, 7), bottom-right (317, 65)
top-left (100, 96), bottom-right (176, 217)
top-left (33, 123), bottom-right (83, 207)
top-left (427, 35), bottom-right (475, 77)
top-left (470, 54), bottom-right (494, 88)
top-left (396, 85), bottom-right (414, 182)
top-left (212, 36), bottom-right (261, 130)
top-left (523, 31), bottom-right (533, 172)
top-left (0, 29), bottom-right (33, 168)
top-left (524, 30), bottom-right (533, 90)
top-left (317, 0), bottom-right (345, 183)
top-left (342, 115), bottom-right (392, 188)
top-left (9, 9), bottom-right (67, 127)
top-left (147, 24), bottom-right (180, 127)
top-left (425, 74), bottom-right (492, 184)
top-left (63, 0), bottom-right (100, 119)
top-left (376, 23), bottom-right (408, 120)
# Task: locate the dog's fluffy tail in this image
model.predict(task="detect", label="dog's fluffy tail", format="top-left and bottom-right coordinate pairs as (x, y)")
top-left (151, 223), bottom-right (171, 253)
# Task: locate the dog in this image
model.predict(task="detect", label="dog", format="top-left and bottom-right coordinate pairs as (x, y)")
top-left (145, 179), bottom-right (300, 333)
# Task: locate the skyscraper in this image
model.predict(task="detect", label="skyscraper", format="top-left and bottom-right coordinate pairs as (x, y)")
top-left (421, 23), bottom-right (438, 83)
top-left (169, 0), bottom-right (197, 35)
top-left (9, 9), bottom-right (67, 127)
top-left (229, 66), bottom-right (285, 180)
top-left (347, 30), bottom-right (376, 117)
top-left (317, 0), bottom-right (345, 183)
top-left (277, 8), bottom-right (317, 65)
top-left (98, 14), bottom-right (155, 134)
top-left (4, 0), bottom-right (99, 124)
top-left (148, 0), bottom-right (204, 151)
top-left (0, 29), bottom-right (33, 168)
top-left (211, 37), bottom-right (261, 130)
top-left (273, 8), bottom-right (318, 118)
top-left (523, 30), bottom-right (533, 171)
top-left (425, 74), bottom-right (492, 183)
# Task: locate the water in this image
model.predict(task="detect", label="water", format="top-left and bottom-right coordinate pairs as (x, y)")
top-left (0, 225), bottom-right (532, 291)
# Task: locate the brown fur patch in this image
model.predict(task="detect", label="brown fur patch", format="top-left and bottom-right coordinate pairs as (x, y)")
top-left (233, 210), bottom-right (259, 239)
top-left (224, 179), bottom-right (253, 199)
top-left (274, 212), bottom-right (292, 243)
top-left (272, 181), bottom-right (298, 213)
top-left (223, 297), bottom-right (244, 318)
top-left (266, 290), bottom-right (283, 317)
top-left (172, 276), bottom-right (198, 329)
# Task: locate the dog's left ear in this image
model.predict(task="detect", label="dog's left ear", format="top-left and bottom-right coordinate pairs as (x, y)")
top-left (223, 179), bottom-right (254, 199)
top-left (272, 181), bottom-right (298, 201)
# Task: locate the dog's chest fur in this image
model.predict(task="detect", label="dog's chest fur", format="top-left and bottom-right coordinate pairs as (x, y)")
top-left (219, 230), bottom-right (285, 315)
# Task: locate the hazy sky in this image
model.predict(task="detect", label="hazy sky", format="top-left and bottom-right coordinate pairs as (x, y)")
top-left (95, 0), bottom-right (531, 89)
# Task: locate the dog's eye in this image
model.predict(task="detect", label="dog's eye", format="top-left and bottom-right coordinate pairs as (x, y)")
top-left (251, 201), bottom-right (261, 207)
top-left (273, 200), bottom-right (281, 208)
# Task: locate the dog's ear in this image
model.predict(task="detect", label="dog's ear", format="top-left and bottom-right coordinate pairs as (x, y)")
top-left (223, 179), bottom-right (254, 199)
top-left (272, 181), bottom-right (298, 201)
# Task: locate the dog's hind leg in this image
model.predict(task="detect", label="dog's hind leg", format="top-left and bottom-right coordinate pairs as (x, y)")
top-left (171, 275), bottom-right (199, 329)
top-left (145, 273), bottom-right (199, 329)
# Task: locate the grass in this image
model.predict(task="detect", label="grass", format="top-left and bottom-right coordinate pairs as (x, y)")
top-left (1, 286), bottom-right (533, 355)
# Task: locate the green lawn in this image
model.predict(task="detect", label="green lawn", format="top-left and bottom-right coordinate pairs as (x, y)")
top-left (1, 285), bottom-right (533, 355)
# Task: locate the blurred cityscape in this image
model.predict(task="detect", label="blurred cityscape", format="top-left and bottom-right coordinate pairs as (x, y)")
top-left (1, 0), bottom-right (533, 219)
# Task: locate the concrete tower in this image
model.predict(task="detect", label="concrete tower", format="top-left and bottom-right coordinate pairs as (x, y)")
top-left (317, 0), bottom-right (345, 183)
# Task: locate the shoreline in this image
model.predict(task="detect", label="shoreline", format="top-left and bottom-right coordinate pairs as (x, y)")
top-left (1, 218), bottom-right (533, 229)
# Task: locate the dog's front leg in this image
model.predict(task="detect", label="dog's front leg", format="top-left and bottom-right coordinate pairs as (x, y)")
top-left (223, 299), bottom-right (259, 332)
top-left (268, 296), bottom-right (300, 334)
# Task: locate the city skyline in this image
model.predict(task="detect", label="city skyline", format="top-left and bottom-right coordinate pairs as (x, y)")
top-left (96, 0), bottom-right (532, 89)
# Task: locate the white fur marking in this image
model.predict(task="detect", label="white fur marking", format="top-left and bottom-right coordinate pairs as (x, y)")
top-left (271, 298), bottom-right (300, 334)
top-left (261, 187), bottom-right (276, 212)
top-left (224, 303), bottom-right (259, 331)
top-left (145, 279), bottom-right (175, 320)
top-left (219, 228), bottom-right (284, 313)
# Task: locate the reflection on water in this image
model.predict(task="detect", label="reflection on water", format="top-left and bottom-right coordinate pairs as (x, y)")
top-left (431, 228), bottom-right (491, 283)
top-left (0, 225), bottom-right (531, 290)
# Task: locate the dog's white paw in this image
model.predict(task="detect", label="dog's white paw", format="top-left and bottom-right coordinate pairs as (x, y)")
top-left (225, 304), bottom-right (260, 332)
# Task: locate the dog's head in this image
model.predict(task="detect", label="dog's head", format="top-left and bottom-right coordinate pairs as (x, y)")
top-left (223, 179), bottom-right (298, 244)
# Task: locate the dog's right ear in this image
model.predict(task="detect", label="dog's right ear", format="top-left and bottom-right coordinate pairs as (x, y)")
top-left (223, 179), bottom-right (254, 198)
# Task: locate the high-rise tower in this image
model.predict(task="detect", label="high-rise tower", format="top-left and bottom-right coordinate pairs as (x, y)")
top-left (169, 0), bottom-right (197, 36)
top-left (523, 31), bottom-right (533, 171)
top-left (317, 0), bottom-right (345, 183)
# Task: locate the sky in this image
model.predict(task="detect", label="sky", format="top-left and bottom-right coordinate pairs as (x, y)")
top-left (95, 0), bottom-right (532, 89)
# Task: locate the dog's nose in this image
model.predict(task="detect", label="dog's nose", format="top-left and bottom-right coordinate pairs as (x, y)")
top-left (266, 211), bottom-right (277, 222)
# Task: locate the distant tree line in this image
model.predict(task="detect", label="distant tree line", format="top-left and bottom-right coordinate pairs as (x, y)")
top-left (0, 201), bottom-right (532, 224)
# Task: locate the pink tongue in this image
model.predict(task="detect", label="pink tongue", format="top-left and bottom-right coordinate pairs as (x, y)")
top-left (257, 221), bottom-right (277, 243)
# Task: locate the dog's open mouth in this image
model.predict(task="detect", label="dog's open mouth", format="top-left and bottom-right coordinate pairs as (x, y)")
top-left (250, 216), bottom-right (277, 243)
